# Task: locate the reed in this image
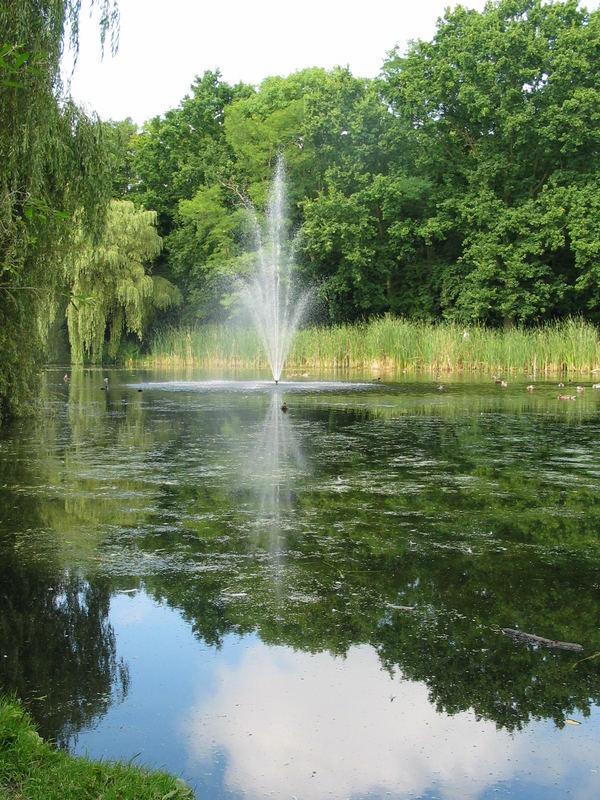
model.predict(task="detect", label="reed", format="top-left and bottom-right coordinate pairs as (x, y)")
top-left (131, 317), bottom-right (600, 375)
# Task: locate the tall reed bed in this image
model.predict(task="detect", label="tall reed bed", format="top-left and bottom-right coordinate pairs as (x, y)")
top-left (134, 317), bottom-right (600, 374)
top-left (148, 325), bottom-right (265, 367)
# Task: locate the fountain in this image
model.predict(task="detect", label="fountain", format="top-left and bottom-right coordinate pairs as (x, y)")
top-left (242, 158), bottom-right (312, 383)
top-left (127, 160), bottom-right (373, 396)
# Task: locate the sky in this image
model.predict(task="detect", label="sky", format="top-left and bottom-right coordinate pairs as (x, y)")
top-left (65, 0), bottom-right (497, 125)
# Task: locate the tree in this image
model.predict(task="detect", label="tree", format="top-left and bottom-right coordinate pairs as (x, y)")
top-left (167, 185), bottom-right (252, 322)
top-left (381, 0), bottom-right (600, 325)
top-left (0, 0), bottom-right (118, 422)
top-left (132, 70), bottom-right (251, 237)
top-left (66, 199), bottom-right (179, 363)
top-left (301, 173), bottom-right (435, 321)
top-left (102, 117), bottom-right (138, 198)
top-left (299, 70), bottom-right (436, 321)
top-left (223, 68), bottom-right (328, 211)
top-left (127, 71), bottom-right (252, 324)
top-left (164, 69), bottom-right (333, 322)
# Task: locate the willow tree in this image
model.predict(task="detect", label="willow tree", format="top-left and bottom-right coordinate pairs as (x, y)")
top-left (0, 1), bottom-right (118, 422)
top-left (66, 199), bottom-right (179, 363)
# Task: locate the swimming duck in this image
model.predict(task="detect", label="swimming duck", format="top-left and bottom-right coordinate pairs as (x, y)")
top-left (558, 394), bottom-right (576, 401)
top-left (281, 402), bottom-right (289, 413)
top-left (501, 380), bottom-right (508, 388)
top-left (526, 384), bottom-right (535, 391)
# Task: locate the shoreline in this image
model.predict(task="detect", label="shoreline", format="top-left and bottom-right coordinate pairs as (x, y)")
top-left (0, 697), bottom-right (193, 800)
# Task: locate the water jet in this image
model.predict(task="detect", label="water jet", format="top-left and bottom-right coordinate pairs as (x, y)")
top-left (242, 158), bottom-right (312, 383)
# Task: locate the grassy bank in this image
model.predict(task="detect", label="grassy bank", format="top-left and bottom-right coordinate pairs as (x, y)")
top-left (0, 697), bottom-right (192, 800)
top-left (132, 317), bottom-right (600, 375)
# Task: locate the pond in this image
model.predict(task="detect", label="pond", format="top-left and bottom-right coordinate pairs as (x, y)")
top-left (1, 368), bottom-right (599, 799)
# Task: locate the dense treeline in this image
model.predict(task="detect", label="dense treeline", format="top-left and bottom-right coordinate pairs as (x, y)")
top-left (110, 0), bottom-right (600, 339)
top-left (2, 0), bottom-right (600, 418)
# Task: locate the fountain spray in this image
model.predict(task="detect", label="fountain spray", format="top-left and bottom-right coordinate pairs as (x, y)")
top-left (242, 157), bottom-right (312, 383)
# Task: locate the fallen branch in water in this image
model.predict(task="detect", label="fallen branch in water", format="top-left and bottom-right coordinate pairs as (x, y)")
top-left (502, 628), bottom-right (583, 652)
top-left (571, 651), bottom-right (600, 669)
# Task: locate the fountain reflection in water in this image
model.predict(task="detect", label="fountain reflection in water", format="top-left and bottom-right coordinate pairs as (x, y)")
top-left (242, 158), bottom-right (312, 383)
top-left (255, 391), bottom-right (305, 525)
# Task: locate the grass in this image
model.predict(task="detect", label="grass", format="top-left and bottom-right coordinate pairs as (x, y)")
top-left (130, 316), bottom-right (600, 375)
top-left (0, 696), bottom-right (193, 800)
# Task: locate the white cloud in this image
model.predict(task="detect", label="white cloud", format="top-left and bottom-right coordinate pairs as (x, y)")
top-left (181, 642), bottom-right (600, 799)
top-left (109, 590), bottom-right (155, 625)
top-left (182, 643), bottom-right (518, 799)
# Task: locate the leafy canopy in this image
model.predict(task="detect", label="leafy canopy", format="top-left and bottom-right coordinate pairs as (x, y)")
top-left (0, 1), bottom-right (119, 421)
top-left (66, 200), bottom-right (180, 363)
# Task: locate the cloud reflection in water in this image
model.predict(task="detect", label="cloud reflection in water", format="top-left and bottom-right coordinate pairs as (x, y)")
top-left (183, 643), bottom-right (519, 799)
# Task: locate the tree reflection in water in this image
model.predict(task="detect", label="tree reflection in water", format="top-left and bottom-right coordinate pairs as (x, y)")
top-left (0, 555), bottom-right (129, 746)
top-left (1, 370), bottom-right (600, 749)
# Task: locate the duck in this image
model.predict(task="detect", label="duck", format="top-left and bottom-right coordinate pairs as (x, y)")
top-left (63, 373), bottom-right (69, 383)
top-left (101, 377), bottom-right (109, 391)
top-left (281, 402), bottom-right (289, 413)
top-left (526, 384), bottom-right (535, 391)
top-left (501, 380), bottom-right (508, 388)
top-left (576, 385), bottom-right (585, 392)
top-left (593, 383), bottom-right (600, 390)
top-left (493, 375), bottom-right (503, 384)
top-left (558, 382), bottom-right (565, 388)
top-left (558, 394), bottom-right (577, 401)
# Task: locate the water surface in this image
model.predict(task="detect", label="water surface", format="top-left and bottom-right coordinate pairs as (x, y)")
top-left (1, 369), bottom-right (599, 798)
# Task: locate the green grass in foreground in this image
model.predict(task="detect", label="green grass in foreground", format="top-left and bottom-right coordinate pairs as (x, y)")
top-left (0, 697), bottom-right (193, 800)
top-left (133, 316), bottom-right (600, 375)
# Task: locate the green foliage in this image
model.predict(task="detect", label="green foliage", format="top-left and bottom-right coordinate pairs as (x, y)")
top-left (66, 200), bottom-right (177, 363)
top-left (132, 70), bottom-right (251, 235)
top-left (102, 117), bottom-right (138, 196)
top-left (6, 0), bottom-right (600, 411)
top-left (137, 316), bottom-right (600, 374)
top-left (124, 10), bottom-right (600, 327)
top-left (223, 67), bottom-right (331, 208)
top-left (381, 0), bottom-right (600, 324)
top-left (301, 173), bottom-right (434, 321)
top-left (0, 696), bottom-right (193, 800)
top-left (0, 1), bottom-right (118, 423)
top-left (167, 185), bottom-right (253, 321)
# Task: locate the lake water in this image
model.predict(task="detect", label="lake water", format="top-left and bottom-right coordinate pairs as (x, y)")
top-left (1, 368), bottom-right (599, 799)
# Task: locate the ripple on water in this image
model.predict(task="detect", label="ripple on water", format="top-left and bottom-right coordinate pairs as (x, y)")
top-left (3, 372), bottom-right (600, 800)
